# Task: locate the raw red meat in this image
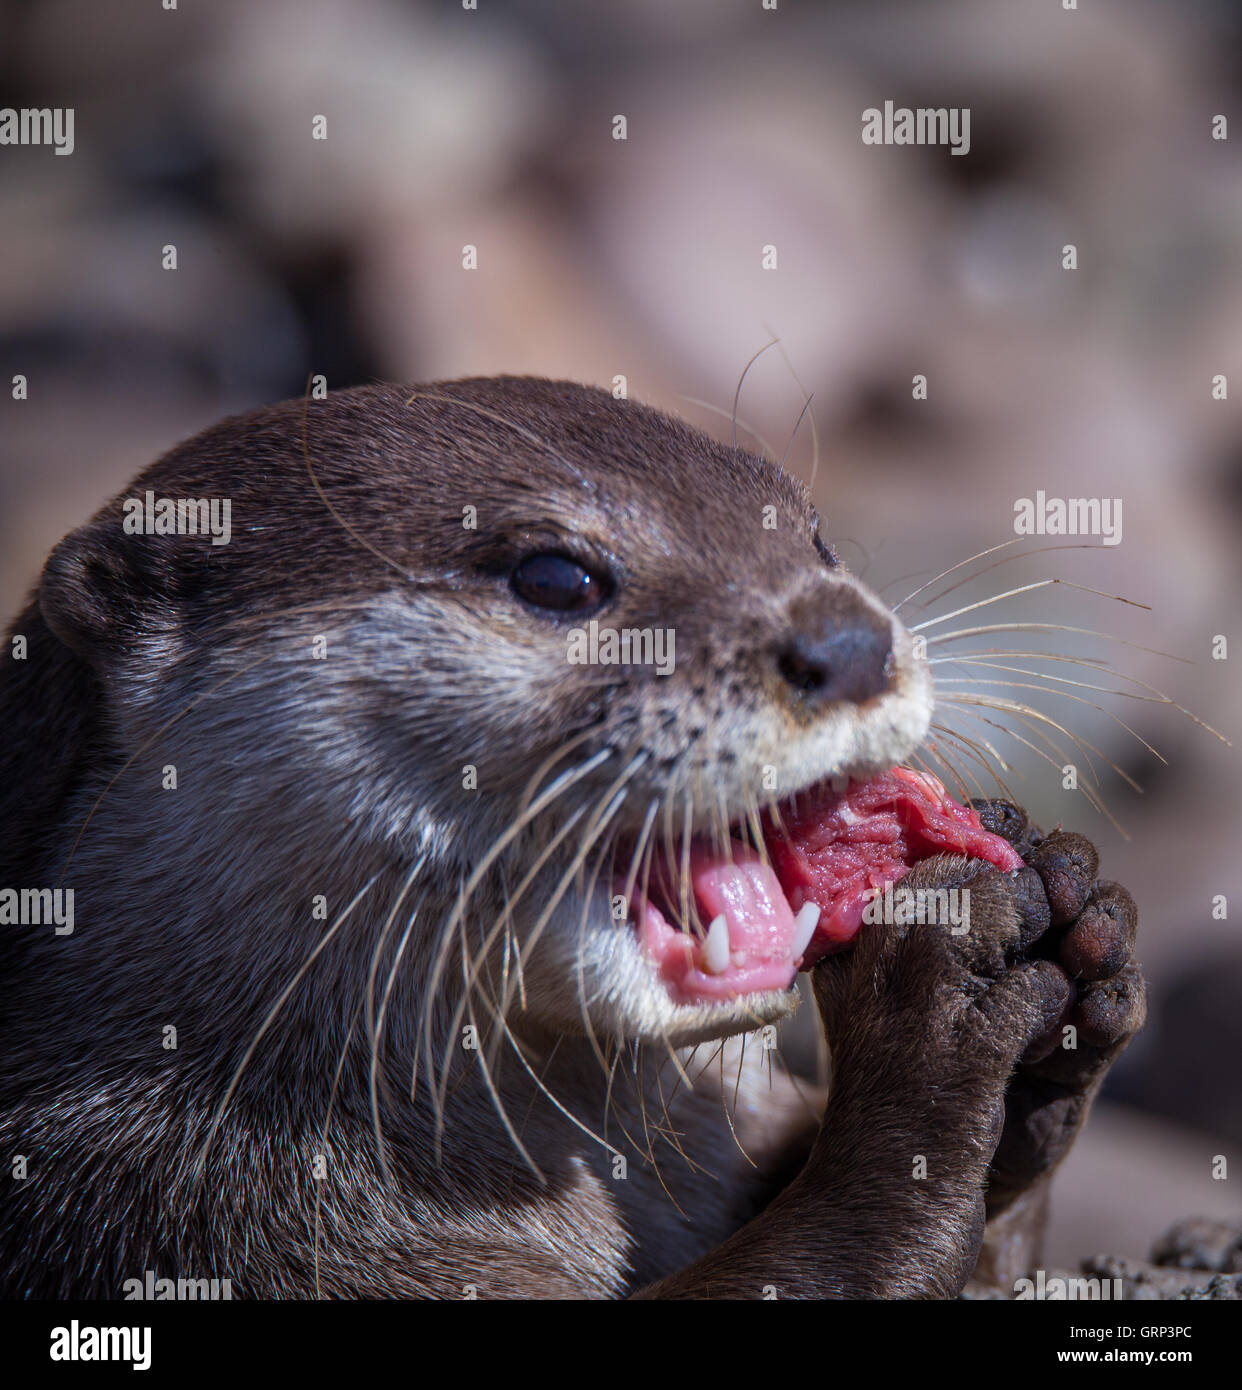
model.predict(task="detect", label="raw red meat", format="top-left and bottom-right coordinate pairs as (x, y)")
top-left (764, 768), bottom-right (1024, 965)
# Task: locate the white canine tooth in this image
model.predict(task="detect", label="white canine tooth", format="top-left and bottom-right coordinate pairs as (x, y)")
top-left (702, 914), bottom-right (731, 975)
top-left (791, 902), bottom-right (821, 959)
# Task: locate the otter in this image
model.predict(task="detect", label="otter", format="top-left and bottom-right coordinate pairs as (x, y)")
top-left (0, 378), bottom-right (1144, 1298)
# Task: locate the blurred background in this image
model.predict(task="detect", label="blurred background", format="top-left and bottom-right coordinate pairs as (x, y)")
top-left (2, 0), bottom-right (1239, 1268)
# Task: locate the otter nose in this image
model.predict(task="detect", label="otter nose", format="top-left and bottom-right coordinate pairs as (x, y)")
top-left (776, 606), bottom-right (894, 706)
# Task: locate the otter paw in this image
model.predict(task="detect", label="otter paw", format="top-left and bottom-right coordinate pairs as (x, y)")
top-left (810, 851), bottom-right (1065, 1115)
top-left (968, 801), bottom-right (1148, 1210)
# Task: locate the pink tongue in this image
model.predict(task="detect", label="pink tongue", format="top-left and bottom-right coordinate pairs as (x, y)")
top-left (636, 842), bottom-right (805, 1004)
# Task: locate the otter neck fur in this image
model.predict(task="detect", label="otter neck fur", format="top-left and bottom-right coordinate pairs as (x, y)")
top-left (0, 378), bottom-right (932, 1296)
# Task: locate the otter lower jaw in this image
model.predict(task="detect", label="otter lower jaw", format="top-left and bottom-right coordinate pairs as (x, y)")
top-left (512, 772), bottom-right (869, 1047)
top-left (515, 874), bottom-right (803, 1049)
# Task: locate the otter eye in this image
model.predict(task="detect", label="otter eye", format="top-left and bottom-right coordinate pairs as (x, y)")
top-left (813, 532), bottom-right (839, 568)
top-left (510, 552), bottom-right (611, 612)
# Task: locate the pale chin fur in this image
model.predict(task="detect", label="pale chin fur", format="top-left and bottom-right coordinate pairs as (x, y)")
top-left (514, 638), bottom-right (935, 1047)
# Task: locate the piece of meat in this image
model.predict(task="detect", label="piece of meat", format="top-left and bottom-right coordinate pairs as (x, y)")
top-left (764, 768), bottom-right (1025, 966)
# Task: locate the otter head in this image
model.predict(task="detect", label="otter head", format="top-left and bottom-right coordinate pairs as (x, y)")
top-left (37, 378), bottom-right (932, 1054)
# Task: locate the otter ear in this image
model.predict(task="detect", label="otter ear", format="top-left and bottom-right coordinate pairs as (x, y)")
top-left (39, 518), bottom-right (176, 668)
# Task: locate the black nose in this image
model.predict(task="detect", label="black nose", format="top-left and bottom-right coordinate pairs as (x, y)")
top-left (776, 602), bottom-right (894, 706)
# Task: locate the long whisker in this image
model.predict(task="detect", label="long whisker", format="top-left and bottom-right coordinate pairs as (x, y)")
top-left (416, 745), bottom-right (614, 1127)
top-left (912, 734), bottom-right (994, 803)
top-left (714, 1039), bottom-right (757, 1168)
top-left (487, 1003), bottom-right (626, 1162)
top-left (926, 622), bottom-right (1193, 664)
top-left (649, 1047), bottom-right (713, 1176)
top-left (932, 647), bottom-right (1112, 669)
top-left (452, 780), bottom-right (637, 1176)
top-left (767, 330), bottom-right (822, 491)
top-left (474, 757), bottom-right (647, 1032)
top-left (676, 395), bottom-right (777, 461)
top-left (731, 337), bottom-right (780, 452)
top-left (937, 692), bottom-right (1124, 793)
top-left (633, 1047), bottom-right (691, 1217)
top-left (367, 854), bottom-right (429, 1186)
top-left (465, 801), bottom-right (592, 1022)
top-left (935, 677), bottom-right (1158, 778)
top-left (892, 538), bottom-right (1029, 614)
top-left (619, 797), bottom-right (660, 927)
top-left (926, 719), bottom-right (1019, 796)
top-left (570, 798), bottom-right (652, 1097)
top-left (938, 701), bottom-right (1124, 832)
top-left (679, 788), bottom-right (698, 938)
top-left (934, 655), bottom-right (1229, 746)
top-left (910, 579), bottom-right (1151, 633)
top-left (449, 917), bottom-right (544, 1180)
top-left (778, 393), bottom-right (815, 476)
top-left (314, 990), bottom-right (369, 1298)
top-left (939, 701), bottom-right (1100, 800)
top-left (907, 542), bottom-right (1135, 612)
top-left (507, 762), bottom-right (644, 995)
top-left (514, 727), bottom-right (602, 819)
top-left (436, 765), bottom-right (639, 1162)
top-left (193, 871), bottom-right (381, 1187)
top-left (403, 388), bottom-right (583, 478)
top-left (603, 1047), bottom-right (659, 1168)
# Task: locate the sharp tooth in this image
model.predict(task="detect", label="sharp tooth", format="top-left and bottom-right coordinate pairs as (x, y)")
top-left (791, 902), bottom-right (821, 960)
top-left (702, 914), bottom-right (731, 975)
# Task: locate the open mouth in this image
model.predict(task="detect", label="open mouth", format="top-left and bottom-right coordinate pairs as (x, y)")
top-left (625, 768), bottom-right (1025, 1006)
